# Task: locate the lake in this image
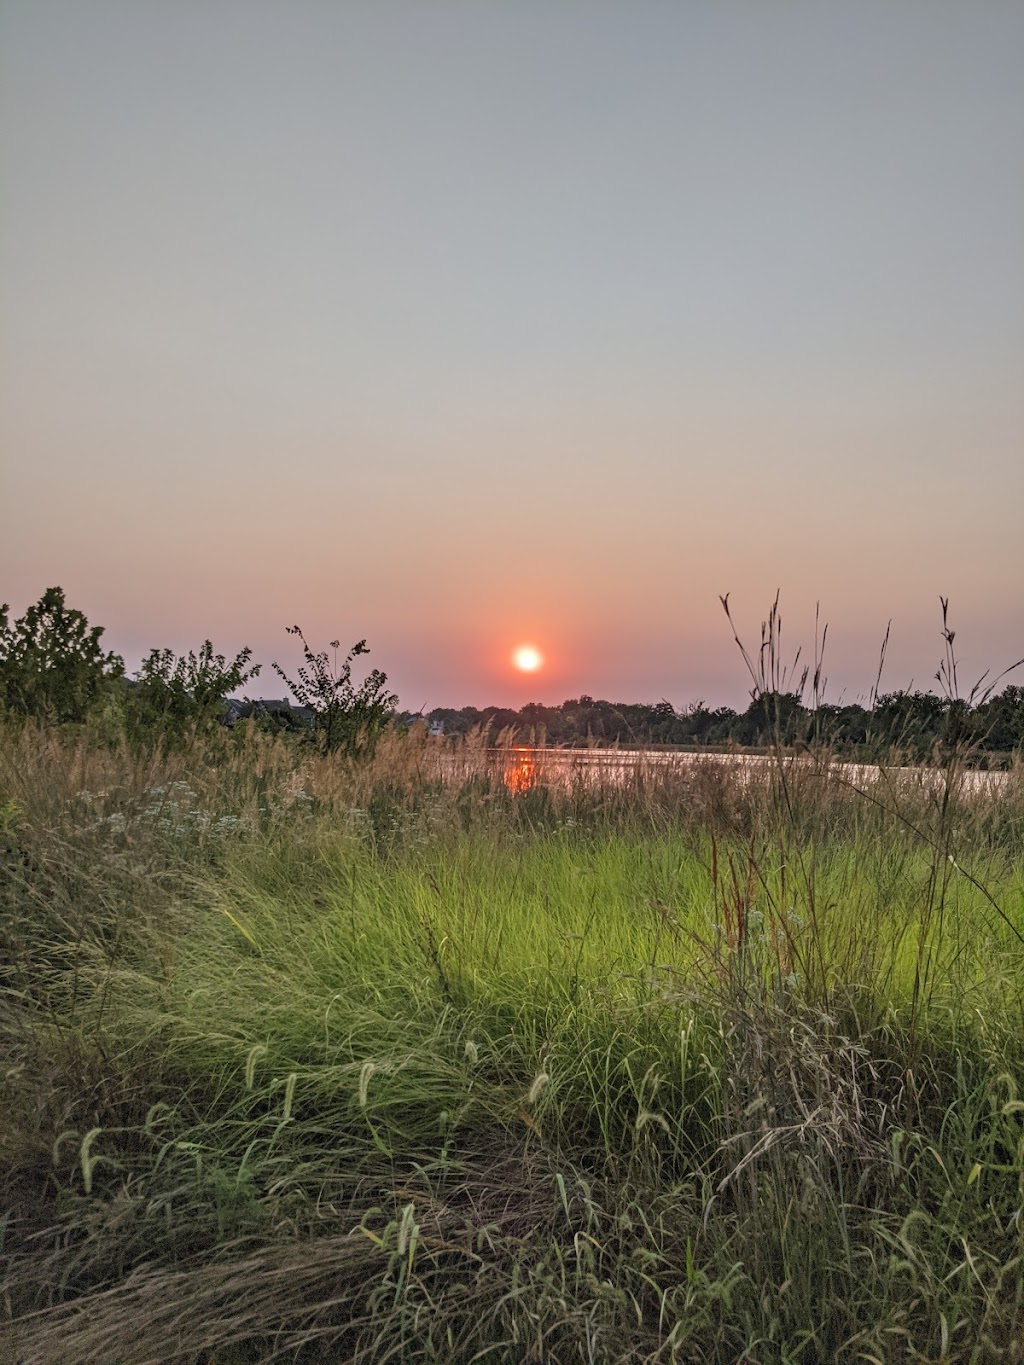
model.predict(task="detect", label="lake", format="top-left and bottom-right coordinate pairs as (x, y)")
top-left (438, 745), bottom-right (1010, 797)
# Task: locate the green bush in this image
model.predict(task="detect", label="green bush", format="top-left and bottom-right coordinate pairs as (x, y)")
top-left (272, 626), bottom-right (397, 756)
top-left (0, 586), bottom-right (123, 723)
top-left (128, 640), bottom-right (260, 739)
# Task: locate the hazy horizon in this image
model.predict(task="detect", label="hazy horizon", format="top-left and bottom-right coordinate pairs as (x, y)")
top-left (3, 2), bottom-right (1022, 711)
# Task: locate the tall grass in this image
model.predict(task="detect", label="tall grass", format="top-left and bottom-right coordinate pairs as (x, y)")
top-left (2, 716), bottom-right (1024, 1362)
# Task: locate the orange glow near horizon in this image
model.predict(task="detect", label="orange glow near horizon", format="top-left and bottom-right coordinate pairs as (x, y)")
top-left (512, 644), bottom-right (544, 673)
top-left (504, 748), bottom-right (537, 794)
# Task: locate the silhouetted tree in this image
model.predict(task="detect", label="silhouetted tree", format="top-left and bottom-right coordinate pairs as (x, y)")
top-left (130, 640), bottom-right (260, 737)
top-left (272, 628), bottom-right (397, 757)
top-left (0, 587), bottom-right (123, 723)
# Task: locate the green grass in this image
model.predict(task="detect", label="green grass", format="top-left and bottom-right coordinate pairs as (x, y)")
top-left (3, 723), bottom-right (1024, 1361)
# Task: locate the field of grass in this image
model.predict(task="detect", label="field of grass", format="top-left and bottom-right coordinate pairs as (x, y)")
top-left (3, 721), bottom-right (1024, 1362)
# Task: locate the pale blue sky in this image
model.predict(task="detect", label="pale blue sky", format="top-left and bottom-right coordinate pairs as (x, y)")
top-left (2, 1), bottom-right (1022, 707)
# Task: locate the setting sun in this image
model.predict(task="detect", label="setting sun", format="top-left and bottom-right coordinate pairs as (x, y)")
top-left (512, 644), bottom-right (543, 673)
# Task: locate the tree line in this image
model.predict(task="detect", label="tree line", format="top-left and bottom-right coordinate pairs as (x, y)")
top-left (413, 688), bottom-right (1024, 760)
top-left (3, 587), bottom-right (1022, 760)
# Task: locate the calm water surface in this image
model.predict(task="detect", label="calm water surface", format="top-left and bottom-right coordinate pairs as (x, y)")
top-left (439, 746), bottom-right (1009, 796)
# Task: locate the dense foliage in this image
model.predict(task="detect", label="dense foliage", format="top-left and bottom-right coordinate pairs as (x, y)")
top-left (2, 720), bottom-right (1024, 1362)
top-left (1, 589), bottom-right (398, 754)
top-left (128, 640), bottom-right (262, 738)
top-left (415, 686), bottom-right (1024, 757)
top-left (0, 586), bottom-right (123, 723)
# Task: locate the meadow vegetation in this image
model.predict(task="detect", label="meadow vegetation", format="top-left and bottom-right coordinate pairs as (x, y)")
top-left (3, 591), bottom-right (1024, 1361)
top-left (2, 714), bottom-right (1023, 1364)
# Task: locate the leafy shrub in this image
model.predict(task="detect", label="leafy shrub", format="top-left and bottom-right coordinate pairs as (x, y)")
top-left (0, 586), bottom-right (123, 723)
top-left (129, 640), bottom-right (261, 738)
top-left (272, 627), bottom-right (397, 756)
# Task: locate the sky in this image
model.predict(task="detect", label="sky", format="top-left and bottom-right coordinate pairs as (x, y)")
top-left (2, 0), bottom-right (1022, 711)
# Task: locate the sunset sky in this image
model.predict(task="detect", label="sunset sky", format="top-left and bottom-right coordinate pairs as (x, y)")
top-left (2, 1), bottom-right (1022, 710)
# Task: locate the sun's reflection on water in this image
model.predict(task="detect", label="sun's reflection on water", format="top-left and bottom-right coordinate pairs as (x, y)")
top-left (504, 748), bottom-right (538, 794)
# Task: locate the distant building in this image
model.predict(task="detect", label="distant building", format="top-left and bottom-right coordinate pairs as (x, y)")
top-left (221, 698), bottom-right (247, 726)
top-left (221, 697), bottom-right (314, 728)
top-left (429, 718), bottom-right (445, 737)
